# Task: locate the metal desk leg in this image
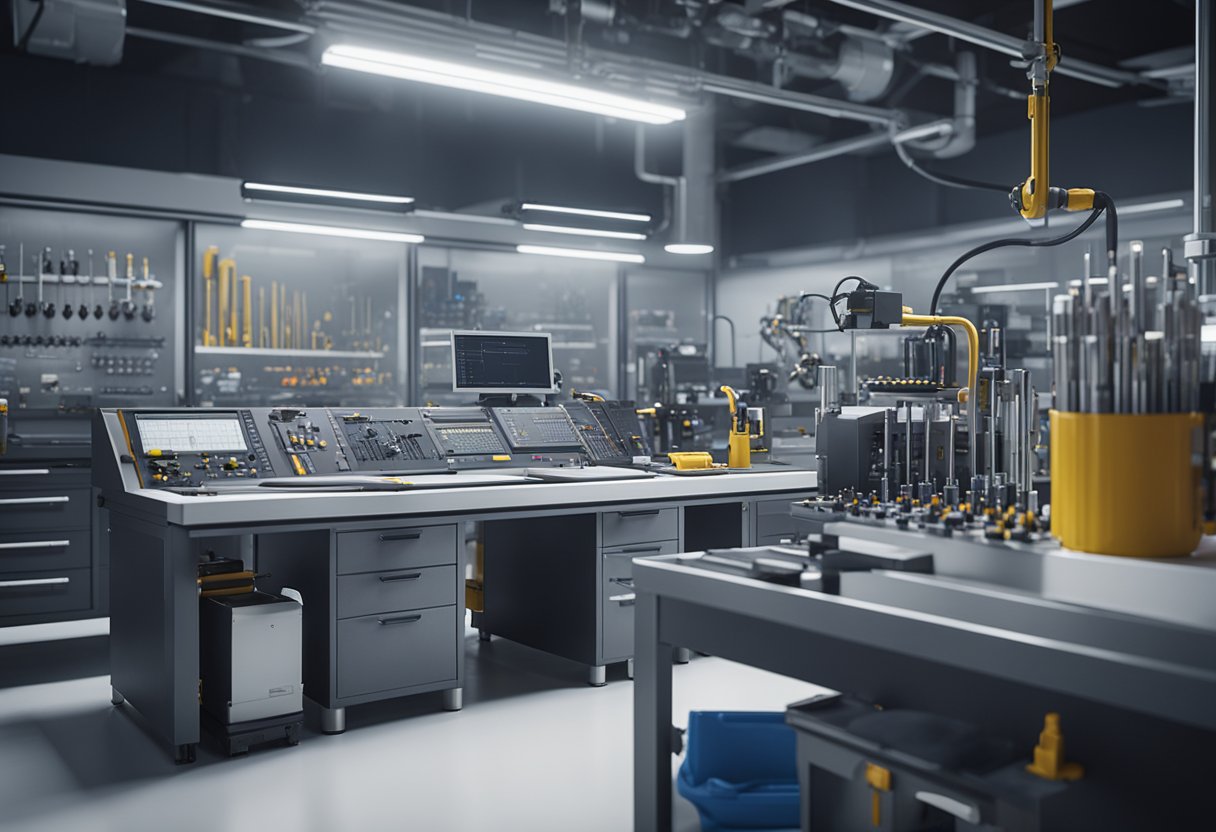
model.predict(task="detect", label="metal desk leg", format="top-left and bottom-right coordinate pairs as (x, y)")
top-left (320, 706), bottom-right (346, 734)
top-left (589, 664), bottom-right (607, 687)
top-left (109, 521), bottom-right (199, 762)
top-left (674, 647), bottom-right (691, 664)
top-left (634, 591), bottom-right (673, 832)
top-left (442, 687), bottom-right (463, 711)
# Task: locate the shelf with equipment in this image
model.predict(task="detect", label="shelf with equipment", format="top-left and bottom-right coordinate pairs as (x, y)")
top-left (191, 223), bottom-right (406, 408)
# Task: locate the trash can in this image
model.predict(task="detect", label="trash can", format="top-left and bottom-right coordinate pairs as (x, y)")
top-left (677, 711), bottom-right (801, 831)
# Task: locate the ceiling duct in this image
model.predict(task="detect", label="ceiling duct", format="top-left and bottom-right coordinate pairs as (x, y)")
top-left (11, 0), bottom-right (126, 65)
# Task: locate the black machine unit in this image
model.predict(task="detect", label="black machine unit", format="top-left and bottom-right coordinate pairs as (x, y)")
top-left (816, 406), bottom-right (966, 497)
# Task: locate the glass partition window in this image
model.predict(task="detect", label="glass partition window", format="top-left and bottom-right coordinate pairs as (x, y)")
top-left (416, 248), bottom-right (617, 405)
top-left (192, 224), bottom-right (405, 407)
top-left (625, 269), bottom-right (709, 403)
top-left (0, 206), bottom-right (181, 418)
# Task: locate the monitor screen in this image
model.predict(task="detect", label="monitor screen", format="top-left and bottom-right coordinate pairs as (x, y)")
top-left (136, 416), bottom-right (248, 453)
top-left (451, 331), bottom-right (556, 394)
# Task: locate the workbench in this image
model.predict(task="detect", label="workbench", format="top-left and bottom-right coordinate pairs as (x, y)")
top-left (632, 524), bottom-right (1216, 831)
top-left (94, 418), bottom-right (814, 762)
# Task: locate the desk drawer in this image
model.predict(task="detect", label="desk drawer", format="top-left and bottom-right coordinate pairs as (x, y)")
top-left (336, 605), bottom-right (458, 698)
top-left (601, 578), bottom-right (636, 662)
top-left (0, 568), bottom-right (91, 618)
top-left (337, 565), bottom-right (457, 620)
top-left (0, 530), bottom-right (91, 574)
top-left (0, 489), bottom-right (90, 531)
top-left (755, 498), bottom-right (798, 539)
top-left (336, 524), bottom-right (458, 575)
top-left (602, 540), bottom-right (679, 580)
top-left (0, 467), bottom-right (86, 492)
top-left (601, 508), bottom-right (678, 548)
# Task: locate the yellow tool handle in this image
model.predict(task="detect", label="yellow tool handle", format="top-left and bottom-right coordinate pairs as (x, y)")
top-left (901, 313), bottom-right (979, 406)
top-left (719, 385), bottom-right (738, 416)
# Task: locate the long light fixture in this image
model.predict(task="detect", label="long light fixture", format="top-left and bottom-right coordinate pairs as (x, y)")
top-left (970, 281), bottom-right (1059, 295)
top-left (522, 224), bottom-right (647, 241)
top-left (664, 243), bottom-right (715, 255)
top-left (519, 203), bottom-right (652, 223)
top-left (516, 244), bottom-right (645, 264)
top-left (241, 219), bottom-right (424, 244)
top-left (243, 182), bottom-right (415, 205)
top-left (322, 45), bottom-right (686, 125)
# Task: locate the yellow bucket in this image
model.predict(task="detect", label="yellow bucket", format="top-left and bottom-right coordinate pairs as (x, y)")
top-left (1050, 411), bottom-right (1204, 557)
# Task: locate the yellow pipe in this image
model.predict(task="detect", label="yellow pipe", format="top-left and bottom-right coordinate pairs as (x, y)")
top-left (217, 259), bottom-right (234, 347)
top-left (719, 385), bottom-right (751, 469)
top-left (271, 281), bottom-right (279, 349)
top-left (900, 312), bottom-right (979, 407)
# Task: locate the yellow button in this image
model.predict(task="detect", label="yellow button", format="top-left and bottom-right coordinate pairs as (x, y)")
top-left (492, 454), bottom-right (512, 462)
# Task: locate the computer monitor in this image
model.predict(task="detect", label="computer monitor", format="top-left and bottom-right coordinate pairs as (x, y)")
top-left (451, 330), bottom-right (557, 395)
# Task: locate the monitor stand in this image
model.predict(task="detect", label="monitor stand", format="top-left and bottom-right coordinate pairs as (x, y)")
top-left (477, 393), bottom-right (544, 409)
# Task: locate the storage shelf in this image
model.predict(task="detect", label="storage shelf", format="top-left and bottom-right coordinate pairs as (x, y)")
top-left (195, 346), bottom-right (385, 359)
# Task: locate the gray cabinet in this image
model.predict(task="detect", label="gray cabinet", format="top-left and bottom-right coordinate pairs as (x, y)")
top-left (0, 466), bottom-right (99, 625)
top-left (258, 520), bottom-right (463, 718)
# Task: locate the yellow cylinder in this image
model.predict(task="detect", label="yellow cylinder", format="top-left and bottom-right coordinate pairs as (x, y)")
top-left (1050, 411), bottom-right (1203, 557)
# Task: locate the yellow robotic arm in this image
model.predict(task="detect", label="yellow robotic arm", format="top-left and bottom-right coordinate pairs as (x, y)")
top-left (1012, 0), bottom-right (1101, 221)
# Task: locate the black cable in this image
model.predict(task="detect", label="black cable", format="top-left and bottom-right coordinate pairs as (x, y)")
top-left (17, 1), bottom-right (46, 52)
top-left (894, 141), bottom-right (1011, 194)
top-left (928, 199), bottom-right (1109, 315)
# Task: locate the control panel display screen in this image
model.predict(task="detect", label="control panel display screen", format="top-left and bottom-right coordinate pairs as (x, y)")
top-left (137, 417), bottom-right (248, 453)
top-left (451, 331), bottom-right (555, 394)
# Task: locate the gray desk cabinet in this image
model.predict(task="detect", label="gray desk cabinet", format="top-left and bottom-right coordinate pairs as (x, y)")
top-left (258, 520), bottom-right (464, 733)
top-left (0, 465), bottom-right (103, 625)
top-left (481, 498), bottom-right (760, 685)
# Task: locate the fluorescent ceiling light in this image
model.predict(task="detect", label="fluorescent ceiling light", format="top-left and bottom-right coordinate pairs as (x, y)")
top-left (241, 219), bottom-right (424, 244)
top-left (664, 243), bottom-right (715, 255)
top-left (243, 182), bottom-right (414, 205)
top-left (516, 244), bottom-right (645, 264)
top-left (1120, 198), bottom-right (1186, 216)
top-left (520, 203), bottom-right (652, 223)
top-left (322, 45), bottom-right (686, 125)
top-left (970, 281), bottom-right (1059, 295)
top-left (522, 223), bottom-right (647, 241)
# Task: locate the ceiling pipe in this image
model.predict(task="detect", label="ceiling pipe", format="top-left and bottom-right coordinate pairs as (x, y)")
top-left (133, 0), bottom-right (317, 34)
top-left (719, 120), bottom-right (952, 183)
top-left (903, 51), bottom-right (976, 159)
top-left (818, 0), bottom-right (1160, 90)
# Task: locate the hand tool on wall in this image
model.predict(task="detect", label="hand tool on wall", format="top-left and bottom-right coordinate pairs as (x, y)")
top-left (89, 250), bottom-right (103, 320)
top-left (241, 275), bottom-right (253, 347)
top-left (218, 258), bottom-right (234, 346)
top-left (122, 253), bottom-right (137, 320)
top-left (107, 251), bottom-right (120, 320)
top-left (201, 246), bottom-right (218, 345)
top-left (6, 244), bottom-right (21, 318)
top-left (38, 246), bottom-right (53, 318)
top-left (0, 245), bottom-right (9, 317)
top-left (271, 281), bottom-right (279, 349)
top-left (60, 250), bottom-right (78, 319)
top-left (68, 249), bottom-right (87, 320)
top-left (228, 264), bottom-right (238, 346)
top-left (141, 257), bottom-right (156, 322)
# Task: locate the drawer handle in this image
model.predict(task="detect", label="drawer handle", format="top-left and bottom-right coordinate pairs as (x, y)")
top-left (0, 577), bottom-right (70, 588)
top-left (0, 540), bottom-right (70, 551)
top-left (378, 613), bottom-right (422, 626)
top-left (378, 572), bottom-right (422, 583)
top-left (0, 496), bottom-right (70, 507)
top-left (0, 469), bottom-right (51, 476)
top-left (379, 531), bottom-right (422, 542)
top-left (607, 545), bottom-right (663, 555)
top-left (608, 593), bottom-right (636, 606)
top-left (616, 510), bottom-right (660, 518)
top-left (611, 578), bottom-right (635, 589)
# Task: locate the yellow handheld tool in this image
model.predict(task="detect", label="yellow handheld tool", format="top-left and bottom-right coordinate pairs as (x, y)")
top-left (241, 275), bottom-right (253, 348)
top-left (201, 246), bottom-right (218, 346)
top-left (720, 385), bottom-right (752, 470)
top-left (668, 451), bottom-right (715, 471)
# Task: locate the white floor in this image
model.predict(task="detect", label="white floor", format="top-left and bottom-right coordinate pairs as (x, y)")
top-left (0, 619), bottom-right (826, 832)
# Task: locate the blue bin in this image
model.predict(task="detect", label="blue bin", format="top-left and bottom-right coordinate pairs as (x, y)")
top-left (677, 711), bottom-right (801, 832)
